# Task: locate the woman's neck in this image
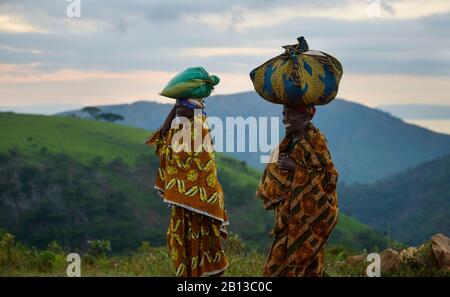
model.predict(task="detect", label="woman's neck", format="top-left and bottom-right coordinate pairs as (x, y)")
top-left (291, 125), bottom-right (308, 140)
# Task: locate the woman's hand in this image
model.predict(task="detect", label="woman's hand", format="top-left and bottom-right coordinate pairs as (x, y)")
top-left (277, 154), bottom-right (296, 173)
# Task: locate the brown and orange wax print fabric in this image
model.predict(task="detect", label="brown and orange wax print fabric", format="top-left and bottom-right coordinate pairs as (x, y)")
top-left (257, 122), bottom-right (339, 277)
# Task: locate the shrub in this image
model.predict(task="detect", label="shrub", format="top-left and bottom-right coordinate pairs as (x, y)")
top-left (86, 240), bottom-right (111, 258)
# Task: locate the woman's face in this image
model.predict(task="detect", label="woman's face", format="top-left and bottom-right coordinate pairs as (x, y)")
top-left (175, 101), bottom-right (195, 119)
top-left (282, 105), bottom-right (310, 135)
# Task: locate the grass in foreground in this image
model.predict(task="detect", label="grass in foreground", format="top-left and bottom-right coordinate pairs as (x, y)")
top-left (1, 231), bottom-right (448, 277)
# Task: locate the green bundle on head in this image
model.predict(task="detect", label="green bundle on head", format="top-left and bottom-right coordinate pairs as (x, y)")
top-left (160, 67), bottom-right (220, 99)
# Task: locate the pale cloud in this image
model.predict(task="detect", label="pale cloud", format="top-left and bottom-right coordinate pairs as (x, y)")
top-left (0, 8), bottom-right (112, 35)
top-left (212, 72), bottom-right (254, 95)
top-left (1, 64), bottom-right (449, 109)
top-left (0, 0), bottom-right (449, 113)
top-left (180, 47), bottom-right (279, 58)
top-left (389, 0), bottom-right (450, 19)
top-left (0, 69), bottom-right (175, 106)
top-left (186, 0), bottom-right (450, 31)
top-left (0, 15), bottom-right (45, 33)
top-left (0, 62), bottom-right (44, 76)
top-left (62, 18), bottom-right (114, 34)
top-left (0, 64), bottom-right (251, 106)
top-left (0, 63), bottom-right (176, 84)
top-left (0, 45), bottom-right (43, 55)
top-left (339, 73), bottom-right (450, 107)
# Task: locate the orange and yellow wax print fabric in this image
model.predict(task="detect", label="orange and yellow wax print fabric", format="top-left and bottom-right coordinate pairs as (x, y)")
top-left (166, 206), bottom-right (228, 276)
top-left (257, 122), bottom-right (339, 277)
top-left (146, 114), bottom-right (228, 277)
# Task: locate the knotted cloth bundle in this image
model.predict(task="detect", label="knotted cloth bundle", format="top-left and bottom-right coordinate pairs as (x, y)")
top-left (160, 67), bottom-right (220, 99)
top-left (250, 36), bottom-right (343, 106)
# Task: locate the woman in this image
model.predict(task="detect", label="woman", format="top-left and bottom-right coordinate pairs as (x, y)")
top-left (256, 104), bottom-right (339, 277)
top-left (146, 98), bottom-right (229, 277)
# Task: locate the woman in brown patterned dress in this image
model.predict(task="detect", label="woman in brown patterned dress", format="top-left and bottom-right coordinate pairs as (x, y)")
top-left (257, 104), bottom-right (339, 277)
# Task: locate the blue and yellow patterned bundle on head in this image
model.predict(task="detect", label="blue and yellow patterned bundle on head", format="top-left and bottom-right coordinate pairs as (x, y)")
top-left (250, 36), bottom-right (343, 106)
top-left (160, 67), bottom-right (220, 100)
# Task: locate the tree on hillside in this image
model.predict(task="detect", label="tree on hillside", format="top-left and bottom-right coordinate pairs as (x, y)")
top-left (82, 107), bottom-right (102, 119)
top-left (80, 107), bottom-right (124, 123)
top-left (97, 113), bottom-right (124, 123)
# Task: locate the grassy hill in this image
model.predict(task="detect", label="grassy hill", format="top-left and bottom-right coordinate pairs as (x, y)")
top-left (60, 92), bottom-right (450, 184)
top-left (340, 154), bottom-right (450, 245)
top-left (0, 112), bottom-right (389, 252)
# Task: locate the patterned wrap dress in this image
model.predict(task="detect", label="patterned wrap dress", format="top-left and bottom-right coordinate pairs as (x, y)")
top-left (146, 114), bottom-right (229, 277)
top-left (257, 122), bottom-right (339, 277)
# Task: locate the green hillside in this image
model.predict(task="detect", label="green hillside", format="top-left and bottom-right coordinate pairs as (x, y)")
top-left (340, 154), bottom-right (450, 245)
top-left (0, 112), bottom-right (389, 252)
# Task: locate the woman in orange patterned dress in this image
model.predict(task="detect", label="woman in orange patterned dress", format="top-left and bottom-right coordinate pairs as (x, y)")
top-left (257, 104), bottom-right (339, 277)
top-left (146, 99), bottom-right (228, 277)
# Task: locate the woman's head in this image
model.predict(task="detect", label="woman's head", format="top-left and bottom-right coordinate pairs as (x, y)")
top-left (175, 101), bottom-right (194, 118)
top-left (282, 104), bottom-right (316, 135)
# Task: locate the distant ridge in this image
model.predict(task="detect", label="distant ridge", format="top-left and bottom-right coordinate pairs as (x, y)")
top-left (59, 92), bottom-right (450, 184)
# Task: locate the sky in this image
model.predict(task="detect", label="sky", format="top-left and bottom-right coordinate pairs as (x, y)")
top-left (1, 0), bottom-right (450, 114)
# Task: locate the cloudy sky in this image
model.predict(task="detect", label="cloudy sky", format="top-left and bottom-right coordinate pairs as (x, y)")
top-left (1, 0), bottom-right (450, 114)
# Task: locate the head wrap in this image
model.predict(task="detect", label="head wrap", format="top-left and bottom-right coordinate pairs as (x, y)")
top-left (294, 104), bottom-right (316, 119)
top-left (177, 99), bottom-right (206, 115)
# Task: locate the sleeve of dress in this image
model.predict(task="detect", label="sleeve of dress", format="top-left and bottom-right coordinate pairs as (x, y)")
top-left (145, 128), bottom-right (167, 158)
top-left (314, 133), bottom-right (339, 194)
top-left (256, 166), bottom-right (290, 210)
top-left (145, 128), bottom-right (169, 196)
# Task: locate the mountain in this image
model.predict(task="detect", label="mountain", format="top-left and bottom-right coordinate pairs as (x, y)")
top-left (0, 112), bottom-right (389, 252)
top-left (339, 153), bottom-right (450, 245)
top-left (378, 104), bottom-right (450, 119)
top-left (59, 92), bottom-right (450, 184)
